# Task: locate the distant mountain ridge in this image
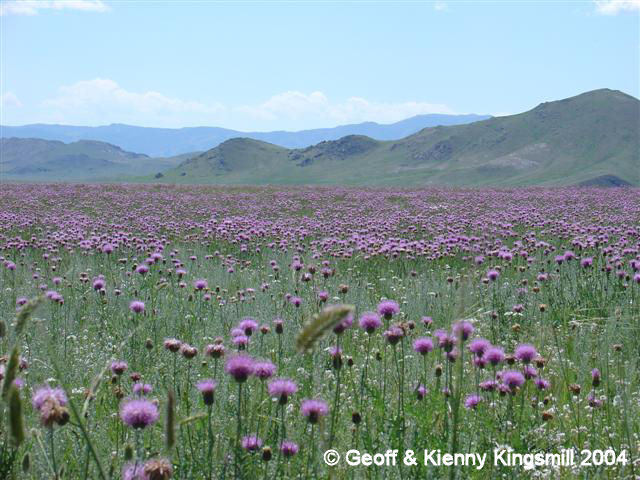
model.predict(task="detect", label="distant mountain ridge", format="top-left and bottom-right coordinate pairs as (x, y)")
top-left (0, 137), bottom-right (186, 181)
top-left (0, 113), bottom-right (490, 157)
top-left (160, 89), bottom-right (639, 187)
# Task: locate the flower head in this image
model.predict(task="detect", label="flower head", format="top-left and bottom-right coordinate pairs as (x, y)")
top-left (280, 440), bottom-right (299, 458)
top-left (301, 398), bottom-right (329, 423)
top-left (359, 312), bottom-right (382, 333)
top-left (196, 379), bottom-right (218, 405)
top-left (413, 337), bottom-right (434, 355)
top-left (268, 378), bottom-right (298, 404)
top-left (377, 300), bottom-right (400, 319)
top-left (225, 355), bottom-right (254, 382)
top-left (242, 435), bottom-right (263, 452)
top-left (514, 344), bottom-right (538, 364)
top-left (120, 398), bottom-right (159, 429)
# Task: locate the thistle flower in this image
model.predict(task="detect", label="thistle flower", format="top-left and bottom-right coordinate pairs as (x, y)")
top-left (120, 398), bottom-right (159, 429)
top-left (300, 398), bottom-right (329, 424)
top-left (32, 386), bottom-right (68, 410)
top-left (421, 316), bottom-right (433, 327)
top-left (534, 378), bottom-right (551, 390)
top-left (464, 394), bottom-right (482, 410)
top-left (469, 338), bottom-right (491, 357)
top-left (580, 257), bottom-right (593, 268)
top-left (225, 355), bottom-right (254, 382)
top-left (238, 318), bottom-right (258, 336)
top-left (412, 337), bottom-right (434, 355)
top-left (383, 326), bottom-right (404, 345)
top-left (196, 379), bottom-right (218, 405)
top-left (502, 371), bottom-right (525, 393)
top-left (280, 441), bottom-right (299, 458)
top-left (416, 384), bottom-right (427, 400)
top-left (452, 321), bottom-right (474, 341)
top-left (194, 279), bottom-right (208, 290)
top-left (514, 344), bottom-right (538, 364)
top-left (487, 270), bottom-right (500, 281)
top-left (242, 435), bottom-right (263, 452)
top-left (163, 338), bottom-right (181, 353)
top-left (111, 361), bottom-right (128, 376)
top-left (205, 343), bottom-right (225, 358)
top-left (129, 300), bottom-right (145, 314)
top-left (268, 378), bottom-right (298, 404)
top-left (132, 383), bottom-right (153, 396)
top-left (359, 312), bottom-right (382, 333)
top-left (253, 360), bottom-right (277, 380)
top-left (483, 346), bottom-right (505, 366)
top-left (591, 368), bottom-right (601, 387)
top-left (377, 300), bottom-right (400, 319)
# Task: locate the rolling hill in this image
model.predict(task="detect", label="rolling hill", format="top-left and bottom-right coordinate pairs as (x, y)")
top-left (0, 113), bottom-right (489, 157)
top-left (159, 89), bottom-right (639, 186)
top-left (0, 138), bottom-right (187, 181)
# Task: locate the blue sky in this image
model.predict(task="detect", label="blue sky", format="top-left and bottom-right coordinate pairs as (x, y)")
top-left (1, 0), bottom-right (638, 130)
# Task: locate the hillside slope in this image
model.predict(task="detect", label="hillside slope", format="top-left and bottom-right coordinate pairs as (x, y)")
top-left (160, 89), bottom-right (639, 186)
top-left (0, 138), bottom-right (185, 181)
top-left (0, 114), bottom-right (489, 157)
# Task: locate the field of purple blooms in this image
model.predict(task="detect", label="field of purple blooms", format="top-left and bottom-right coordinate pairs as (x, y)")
top-left (0, 184), bottom-right (639, 479)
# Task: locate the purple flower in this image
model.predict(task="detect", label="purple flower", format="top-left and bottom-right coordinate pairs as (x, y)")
top-left (238, 318), bottom-right (258, 336)
top-left (502, 371), bottom-right (525, 392)
top-left (197, 379), bottom-right (218, 405)
top-left (359, 312), bottom-right (382, 333)
top-left (514, 344), bottom-right (537, 364)
top-left (120, 398), bottom-right (159, 429)
top-left (111, 360), bottom-right (129, 375)
top-left (242, 435), bottom-right (263, 452)
top-left (534, 378), bottom-right (551, 390)
top-left (487, 269), bottom-right (500, 281)
top-left (523, 365), bottom-right (537, 379)
top-left (122, 462), bottom-right (145, 480)
top-left (300, 398), bottom-right (329, 423)
top-left (225, 355), bottom-right (254, 382)
top-left (377, 300), bottom-right (400, 319)
top-left (587, 392), bottom-right (602, 408)
top-left (333, 312), bottom-right (353, 334)
top-left (280, 440), bottom-right (299, 458)
top-left (268, 378), bottom-right (298, 404)
top-left (421, 316), bottom-right (433, 327)
top-left (129, 300), bottom-right (145, 314)
top-left (132, 383), bottom-right (153, 395)
top-left (194, 279), bottom-right (208, 290)
top-left (468, 338), bottom-right (491, 357)
top-left (580, 257), bottom-right (593, 268)
top-left (483, 346), bottom-right (505, 366)
top-left (253, 360), bottom-right (277, 380)
top-left (464, 394), bottom-right (482, 410)
top-left (32, 386), bottom-right (68, 410)
top-left (591, 368), bottom-right (601, 387)
top-left (416, 384), bottom-right (427, 400)
top-left (413, 337), bottom-right (434, 355)
top-left (383, 326), bottom-right (404, 345)
top-left (479, 380), bottom-right (498, 392)
top-left (452, 321), bottom-right (474, 341)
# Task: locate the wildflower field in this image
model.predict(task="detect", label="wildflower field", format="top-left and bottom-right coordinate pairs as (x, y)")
top-left (0, 184), bottom-right (639, 479)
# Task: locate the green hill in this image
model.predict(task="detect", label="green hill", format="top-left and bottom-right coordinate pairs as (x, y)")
top-left (160, 89), bottom-right (639, 186)
top-left (1, 138), bottom-right (187, 181)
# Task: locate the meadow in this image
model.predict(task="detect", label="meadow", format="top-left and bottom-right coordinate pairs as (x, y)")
top-left (0, 184), bottom-right (638, 479)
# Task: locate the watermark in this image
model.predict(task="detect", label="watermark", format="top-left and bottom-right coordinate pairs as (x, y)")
top-left (323, 448), bottom-right (630, 470)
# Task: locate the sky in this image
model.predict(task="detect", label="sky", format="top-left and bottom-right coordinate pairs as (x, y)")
top-left (1, 0), bottom-right (638, 131)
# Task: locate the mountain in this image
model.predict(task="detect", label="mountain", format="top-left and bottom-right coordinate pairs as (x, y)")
top-left (159, 89), bottom-right (639, 186)
top-left (0, 114), bottom-right (490, 157)
top-left (0, 138), bottom-right (186, 181)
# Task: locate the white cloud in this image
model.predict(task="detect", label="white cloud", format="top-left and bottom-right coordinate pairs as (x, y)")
top-left (0, 0), bottom-right (108, 16)
top-left (238, 90), bottom-right (456, 128)
top-left (0, 91), bottom-right (22, 108)
top-left (433, 2), bottom-right (449, 12)
top-left (7, 79), bottom-right (456, 129)
top-left (594, 0), bottom-right (640, 15)
top-left (41, 78), bottom-right (224, 126)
